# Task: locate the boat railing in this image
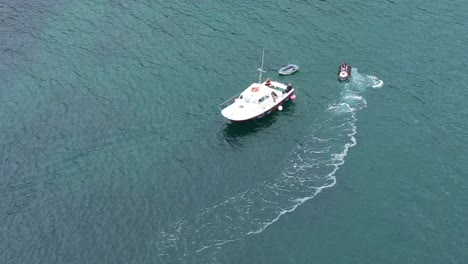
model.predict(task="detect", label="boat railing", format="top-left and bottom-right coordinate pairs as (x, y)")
top-left (271, 86), bottom-right (285, 93)
top-left (218, 93), bottom-right (241, 111)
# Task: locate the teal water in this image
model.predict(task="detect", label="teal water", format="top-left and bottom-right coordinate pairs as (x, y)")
top-left (1, 1), bottom-right (468, 263)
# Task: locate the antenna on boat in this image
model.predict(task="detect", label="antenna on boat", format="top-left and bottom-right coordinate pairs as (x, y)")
top-left (257, 48), bottom-right (266, 84)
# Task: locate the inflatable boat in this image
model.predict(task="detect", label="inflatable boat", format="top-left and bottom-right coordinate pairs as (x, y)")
top-left (278, 64), bottom-right (299, 75)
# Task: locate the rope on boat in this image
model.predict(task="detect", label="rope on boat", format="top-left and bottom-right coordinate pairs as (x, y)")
top-left (216, 120), bottom-right (227, 134)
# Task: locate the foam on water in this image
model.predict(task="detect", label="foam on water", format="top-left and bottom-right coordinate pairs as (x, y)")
top-left (153, 69), bottom-right (383, 262)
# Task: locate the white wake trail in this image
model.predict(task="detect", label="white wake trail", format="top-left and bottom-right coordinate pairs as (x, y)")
top-left (152, 69), bottom-right (383, 263)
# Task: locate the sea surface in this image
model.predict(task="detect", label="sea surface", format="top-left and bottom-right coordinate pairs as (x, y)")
top-left (1, 0), bottom-right (468, 263)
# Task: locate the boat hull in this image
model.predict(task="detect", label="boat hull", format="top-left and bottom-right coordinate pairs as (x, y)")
top-left (226, 91), bottom-right (295, 123)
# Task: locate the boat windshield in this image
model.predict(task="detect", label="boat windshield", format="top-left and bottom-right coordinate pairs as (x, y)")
top-left (258, 95), bottom-right (269, 104)
top-left (240, 93), bottom-right (265, 104)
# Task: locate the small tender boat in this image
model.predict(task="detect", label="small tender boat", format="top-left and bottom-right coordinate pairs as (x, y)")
top-left (278, 64), bottom-right (299, 75)
top-left (338, 63), bottom-right (351, 82)
top-left (219, 50), bottom-right (296, 123)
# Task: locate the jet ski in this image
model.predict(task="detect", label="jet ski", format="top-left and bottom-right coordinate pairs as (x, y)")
top-left (338, 63), bottom-right (351, 82)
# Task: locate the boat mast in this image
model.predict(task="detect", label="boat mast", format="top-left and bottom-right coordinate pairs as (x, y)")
top-left (257, 48), bottom-right (266, 84)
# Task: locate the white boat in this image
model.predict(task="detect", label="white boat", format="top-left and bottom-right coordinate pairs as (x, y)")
top-left (219, 49), bottom-right (296, 122)
top-left (278, 64), bottom-right (299, 75)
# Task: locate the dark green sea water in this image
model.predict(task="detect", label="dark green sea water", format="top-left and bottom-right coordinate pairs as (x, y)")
top-left (2, 1), bottom-right (468, 263)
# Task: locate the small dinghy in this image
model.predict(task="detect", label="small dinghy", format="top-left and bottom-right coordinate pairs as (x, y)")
top-left (338, 63), bottom-right (351, 82)
top-left (278, 64), bottom-right (299, 75)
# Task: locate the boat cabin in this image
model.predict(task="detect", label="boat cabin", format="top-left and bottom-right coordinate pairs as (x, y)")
top-left (238, 83), bottom-right (282, 105)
